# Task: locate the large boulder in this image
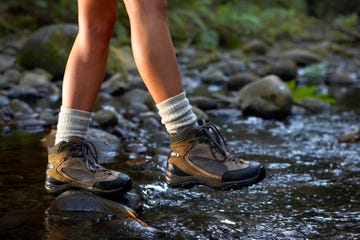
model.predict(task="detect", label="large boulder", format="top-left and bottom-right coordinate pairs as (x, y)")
top-left (17, 24), bottom-right (128, 80)
top-left (17, 24), bottom-right (78, 80)
top-left (237, 75), bottom-right (293, 119)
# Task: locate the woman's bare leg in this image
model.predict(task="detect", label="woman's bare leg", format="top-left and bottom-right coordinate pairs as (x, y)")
top-left (62, 0), bottom-right (118, 111)
top-left (123, 0), bottom-right (183, 104)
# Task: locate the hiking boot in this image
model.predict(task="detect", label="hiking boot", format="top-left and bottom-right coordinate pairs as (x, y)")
top-left (45, 137), bottom-right (132, 196)
top-left (165, 120), bottom-right (266, 190)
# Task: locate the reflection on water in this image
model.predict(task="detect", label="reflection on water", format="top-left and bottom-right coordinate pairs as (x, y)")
top-left (0, 109), bottom-right (359, 239)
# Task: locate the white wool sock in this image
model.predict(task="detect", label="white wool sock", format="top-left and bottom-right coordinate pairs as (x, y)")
top-left (55, 106), bottom-right (92, 144)
top-left (156, 92), bottom-right (197, 134)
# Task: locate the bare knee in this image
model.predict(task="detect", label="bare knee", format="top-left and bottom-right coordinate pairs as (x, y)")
top-left (78, 2), bottom-right (118, 44)
top-left (123, 0), bottom-right (168, 23)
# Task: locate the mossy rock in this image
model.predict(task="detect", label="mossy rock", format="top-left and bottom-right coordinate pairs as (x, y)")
top-left (17, 24), bottom-right (78, 80)
top-left (17, 24), bottom-right (128, 80)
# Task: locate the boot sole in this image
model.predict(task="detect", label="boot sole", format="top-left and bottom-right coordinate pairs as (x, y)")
top-left (45, 175), bottom-right (132, 197)
top-left (165, 165), bottom-right (266, 190)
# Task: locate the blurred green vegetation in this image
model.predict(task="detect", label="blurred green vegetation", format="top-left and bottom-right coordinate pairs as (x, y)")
top-left (287, 79), bottom-right (336, 104)
top-left (0, 0), bottom-right (359, 48)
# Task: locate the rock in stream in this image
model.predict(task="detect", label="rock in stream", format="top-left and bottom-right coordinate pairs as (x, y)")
top-left (46, 190), bottom-right (167, 239)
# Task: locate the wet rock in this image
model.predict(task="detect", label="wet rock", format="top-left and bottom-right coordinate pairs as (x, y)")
top-left (94, 92), bottom-right (112, 107)
top-left (0, 95), bottom-right (9, 107)
top-left (139, 112), bottom-right (162, 131)
top-left (295, 98), bottom-right (331, 115)
top-left (120, 88), bottom-right (154, 112)
top-left (201, 69), bottom-right (228, 84)
top-left (14, 119), bottom-right (46, 131)
top-left (244, 39), bottom-right (269, 55)
top-left (128, 74), bottom-right (146, 90)
top-left (187, 52), bottom-right (219, 70)
top-left (0, 53), bottom-right (16, 72)
top-left (8, 99), bottom-right (33, 115)
top-left (210, 59), bottom-right (245, 76)
top-left (128, 102), bottom-right (149, 114)
top-left (88, 128), bottom-right (123, 163)
top-left (327, 69), bottom-right (356, 86)
top-left (338, 128), bottom-right (360, 143)
top-left (0, 69), bottom-right (21, 88)
top-left (189, 96), bottom-right (219, 110)
top-left (19, 70), bottom-right (52, 88)
top-left (206, 108), bottom-right (242, 120)
top-left (37, 108), bottom-right (58, 126)
top-left (123, 142), bottom-right (148, 155)
top-left (6, 85), bottom-right (43, 100)
top-left (281, 49), bottom-right (322, 66)
top-left (93, 109), bottom-right (119, 127)
top-left (268, 59), bottom-right (298, 81)
top-left (17, 24), bottom-right (78, 79)
top-left (101, 72), bottom-right (129, 96)
top-left (47, 190), bottom-right (164, 238)
top-left (237, 75), bottom-right (293, 119)
top-left (227, 72), bottom-right (259, 91)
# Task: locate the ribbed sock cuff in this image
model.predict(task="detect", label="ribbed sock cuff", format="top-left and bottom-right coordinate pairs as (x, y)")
top-left (156, 92), bottom-right (197, 134)
top-left (55, 106), bottom-right (92, 144)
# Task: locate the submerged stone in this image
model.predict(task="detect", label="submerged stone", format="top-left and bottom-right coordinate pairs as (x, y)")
top-left (338, 128), bottom-right (360, 143)
top-left (47, 190), bottom-right (165, 238)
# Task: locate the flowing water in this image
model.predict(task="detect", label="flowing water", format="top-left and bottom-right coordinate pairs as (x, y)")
top-left (1, 86), bottom-right (359, 240)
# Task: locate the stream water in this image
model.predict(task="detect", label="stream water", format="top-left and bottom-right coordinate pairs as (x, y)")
top-left (1, 85), bottom-right (359, 239)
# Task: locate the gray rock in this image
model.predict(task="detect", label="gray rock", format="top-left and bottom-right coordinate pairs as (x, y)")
top-left (93, 109), bottom-right (119, 127)
top-left (0, 53), bottom-right (16, 72)
top-left (7, 85), bottom-right (42, 100)
top-left (0, 95), bottom-right (9, 107)
top-left (139, 112), bottom-right (162, 131)
top-left (281, 49), bottom-right (322, 66)
top-left (268, 59), bottom-right (297, 81)
top-left (8, 99), bottom-right (33, 115)
top-left (1, 69), bottom-right (22, 87)
top-left (327, 69), bottom-right (356, 86)
top-left (120, 88), bottom-right (154, 111)
top-left (338, 128), bottom-right (360, 143)
top-left (17, 24), bottom-right (78, 79)
top-left (87, 128), bottom-right (122, 163)
top-left (47, 190), bottom-right (163, 238)
top-left (207, 108), bottom-right (242, 120)
top-left (295, 97), bottom-right (331, 115)
top-left (244, 39), bottom-right (268, 55)
top-left (210, 59), bottom-right (245, 76)
top-left (101, 72), bottom-right (129, 96)
top-left (189, 96), bottom-right (219, 110)
top-left (237, 75), bottom-right (293, 119)
top-left (227, 72), bottom-right (259, 91)
top-left (19, 70), bottom-right (52, 86)
top-left (201, 69), bottom-right (228, 84)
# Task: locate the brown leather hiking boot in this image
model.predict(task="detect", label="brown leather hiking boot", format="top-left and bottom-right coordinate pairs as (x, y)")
top-left (45, 137), bottom-right (132, 196)
top-left (165, 120), bottom-right (266, 190)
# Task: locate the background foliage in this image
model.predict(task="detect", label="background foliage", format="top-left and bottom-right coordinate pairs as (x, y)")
top-left (0, 0), bottom-right (359, 48)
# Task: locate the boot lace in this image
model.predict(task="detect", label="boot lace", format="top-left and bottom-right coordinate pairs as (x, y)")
top-left (60, 139), bottom-right (109, 173)
top-left (196, 120), bottom-right (243, 163)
